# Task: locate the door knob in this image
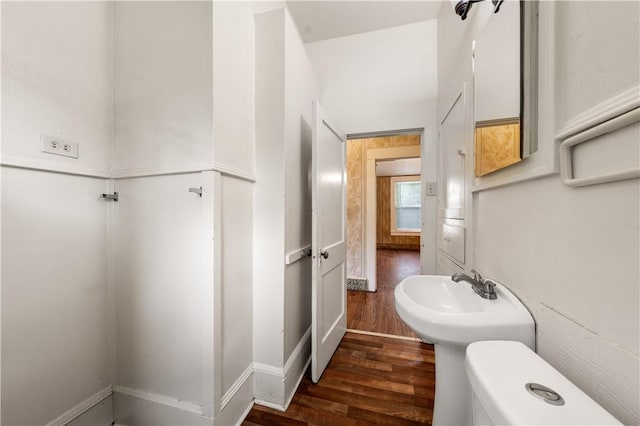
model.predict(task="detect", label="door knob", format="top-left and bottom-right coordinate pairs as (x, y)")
top-left (320, 250), bottom-right (329, 259)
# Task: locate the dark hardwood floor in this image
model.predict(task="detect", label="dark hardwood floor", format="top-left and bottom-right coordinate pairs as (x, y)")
top-left (347, 249), bottom-right (421, 338)
top-left (243, 332), bottom-right (435, 425)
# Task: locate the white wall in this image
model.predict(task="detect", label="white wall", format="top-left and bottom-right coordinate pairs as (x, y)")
top-left (2, 2), bottom-right (262, 425)
top-left (213, 1), bottom-right (283, 177)
top-left (254, 7), bottom-right (320, 409)
top-left (212, 3), bottom-right (289, 423)
top-left (254, 7), bottom-right (286, 374)
top-left (113, 1), bottom-right (213, 174)
top-left (283, 9), bottom-right (320, 364)
top-left (1, 2), bottom-right (113, 424)
top-left (438, 1), bottom-right (640, 424)
top-left (1, 1), bottom-right (113, 174)
top-left (306, 21), bottom-right (439, 275)
top-left (220, 176), bottom-right (254, 396)
top-left (111, 3), bottom-right (218, 424)
top-left (1, 169), bottom-right (111, 426)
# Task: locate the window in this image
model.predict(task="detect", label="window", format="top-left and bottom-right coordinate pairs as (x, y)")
top-left (390, 176), bottom-right (421, 235)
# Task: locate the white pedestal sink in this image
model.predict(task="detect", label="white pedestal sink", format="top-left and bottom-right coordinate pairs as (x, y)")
top-left (394, 275), bottom-right (534, 426)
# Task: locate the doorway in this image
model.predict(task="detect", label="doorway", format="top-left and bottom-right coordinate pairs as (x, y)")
top-left (345, 132), bottom-right (423, 338)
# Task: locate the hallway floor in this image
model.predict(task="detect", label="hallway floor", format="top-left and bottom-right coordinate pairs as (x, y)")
top-left (347, 249), bottom-right (421, 338)
top-left (243, 332), bottom-right (435, 425)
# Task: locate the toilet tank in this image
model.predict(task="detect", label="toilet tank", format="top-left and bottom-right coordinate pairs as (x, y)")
top-left (465, 341), bottom-right (622, 425)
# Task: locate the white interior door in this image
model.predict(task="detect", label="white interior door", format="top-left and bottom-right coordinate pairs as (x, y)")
top-left (311, 100), bottom-right (347, 383)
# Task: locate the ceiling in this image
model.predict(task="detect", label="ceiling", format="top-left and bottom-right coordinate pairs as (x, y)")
top-left (376, 158), bottom-right (422, 177)
top-left (286, 1), bottom-right (442, 43)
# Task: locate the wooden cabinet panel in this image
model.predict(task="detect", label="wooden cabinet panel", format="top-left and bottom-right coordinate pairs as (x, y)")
top-left (475, 121), bottom-right (521, 177)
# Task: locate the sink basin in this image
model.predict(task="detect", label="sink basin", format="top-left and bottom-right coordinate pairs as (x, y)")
top-left (394, 275), bottom-right (534, 346)
top-left (394, 275), bottom-right (534, 426)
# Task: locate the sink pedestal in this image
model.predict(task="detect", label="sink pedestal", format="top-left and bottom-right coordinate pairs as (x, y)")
top-left (433, 344), bottom-right (472, 426)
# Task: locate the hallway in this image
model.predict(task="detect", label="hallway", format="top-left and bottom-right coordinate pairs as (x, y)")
top-left (347, 249), bottom-right (421, 338)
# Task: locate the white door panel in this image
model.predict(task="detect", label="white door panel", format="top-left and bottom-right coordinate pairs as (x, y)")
top-left (311, 101), bottom-right (347, 383)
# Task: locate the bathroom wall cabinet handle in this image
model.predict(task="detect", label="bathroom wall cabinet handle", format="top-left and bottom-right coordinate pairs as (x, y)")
top-left (320, 250), bottom-right (329, 259)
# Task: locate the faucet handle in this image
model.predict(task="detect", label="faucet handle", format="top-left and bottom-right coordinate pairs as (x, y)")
top-left (483, 279), bottom-right (498, 299)
top-left (471, 269), bottom-right (483, 283)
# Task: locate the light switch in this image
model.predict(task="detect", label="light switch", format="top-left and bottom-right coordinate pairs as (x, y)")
top-left (426, 182), bottom-right (437, 196)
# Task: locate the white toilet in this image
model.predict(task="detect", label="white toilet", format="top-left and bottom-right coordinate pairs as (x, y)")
top-left (465, 341), bottom-right (622, 425)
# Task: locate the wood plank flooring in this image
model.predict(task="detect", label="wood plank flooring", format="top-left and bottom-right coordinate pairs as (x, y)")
top-left (243, 332), bottom-right (435, 425)
top-left (348, 249), bottom-right (421, 338)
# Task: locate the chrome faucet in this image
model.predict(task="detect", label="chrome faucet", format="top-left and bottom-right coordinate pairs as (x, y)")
top-left (451, 269), bottom-right (497, 300)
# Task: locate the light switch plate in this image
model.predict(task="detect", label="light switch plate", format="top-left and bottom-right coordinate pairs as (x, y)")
top-left (42, 135), bottom-right (79, 158)
top-left (426, 182), bottom-right (437, 196)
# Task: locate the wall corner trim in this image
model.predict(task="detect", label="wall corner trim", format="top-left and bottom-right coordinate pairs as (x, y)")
top-left (221, 364), bottom-right (254, 410)
top-left (214, 365), bottom-right (255, 426)
top-left (253, 326), bottom-right (312, 411)
top-left (113, 385), bottom-right (203, 416)
top-left (45, 385), bottom-right (113, 426)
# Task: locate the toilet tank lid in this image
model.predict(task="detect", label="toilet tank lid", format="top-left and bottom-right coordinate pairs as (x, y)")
top-left (465, 341), bottom-right (622, 426)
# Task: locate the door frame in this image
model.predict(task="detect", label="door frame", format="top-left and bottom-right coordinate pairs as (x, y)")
top-left (346, 127), bottom-right (429, 292)
top-left (363, 143), bottom-right (422, 291)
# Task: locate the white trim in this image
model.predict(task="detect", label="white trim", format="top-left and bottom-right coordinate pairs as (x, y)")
top-left (284, 326), bottom-right (311, 376)
top-left (0, 156), bottom-right (110, 179)
top-left (46, 386), bottom-right (113, 426)
top-left (559, 108), bottom-right (640, 187)
top-left (284, 357), bottom-right (311, 410)
top-left (0, 158), bottom-right (257, 183)
top-left (471, 1), bottom-right (558, 192)
top-left (233, 401), bottom-right (255, 426)
top-left (201, 171), bottom-right (216, 418)
top-left (235, 401), bottom-right (255, 426)
top-left (253, 327), bottom-right (312, 411)
top-left (213, 368), bottom-right (254, 426)
top-left (347, 128), bottom-right (423, 140)
top-left (110, 165), bottom-right (214, 179)
top-left (212, 161), bottom-right (256, 183)
top-left (253, 362), bottom-right (283, 377)
top-left (253, 398), bottom-right (285, 412)
top-left (113, 386), bottom-right (203, 416)
top-left (346, 328), bottom-right (422, 343)
top-left (253, 362), bottom-right (285, 410)
top-left (220, 364), bottom-right (254, 410)
top-left (365, 145), bottom-right (421, 292)
top-left (212, 172), bottom-right (223, 414)
top-left (556, 85), bottom-right (640, 141)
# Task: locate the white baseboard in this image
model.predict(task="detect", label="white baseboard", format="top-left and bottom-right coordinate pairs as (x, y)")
top-left (214, 365), bottom-right (255, 426)
top-left (46, 386), bottom-right (113, 426)
top-left (113, 387), bottom-right (212, 426)
top-left (253, 327), bottom-right (311, 411)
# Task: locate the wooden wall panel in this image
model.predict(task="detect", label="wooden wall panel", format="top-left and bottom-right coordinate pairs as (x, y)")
top-left (376, 176), bottom-right (420, 250)
top-left (347, 139), bottom-right (365, 277)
